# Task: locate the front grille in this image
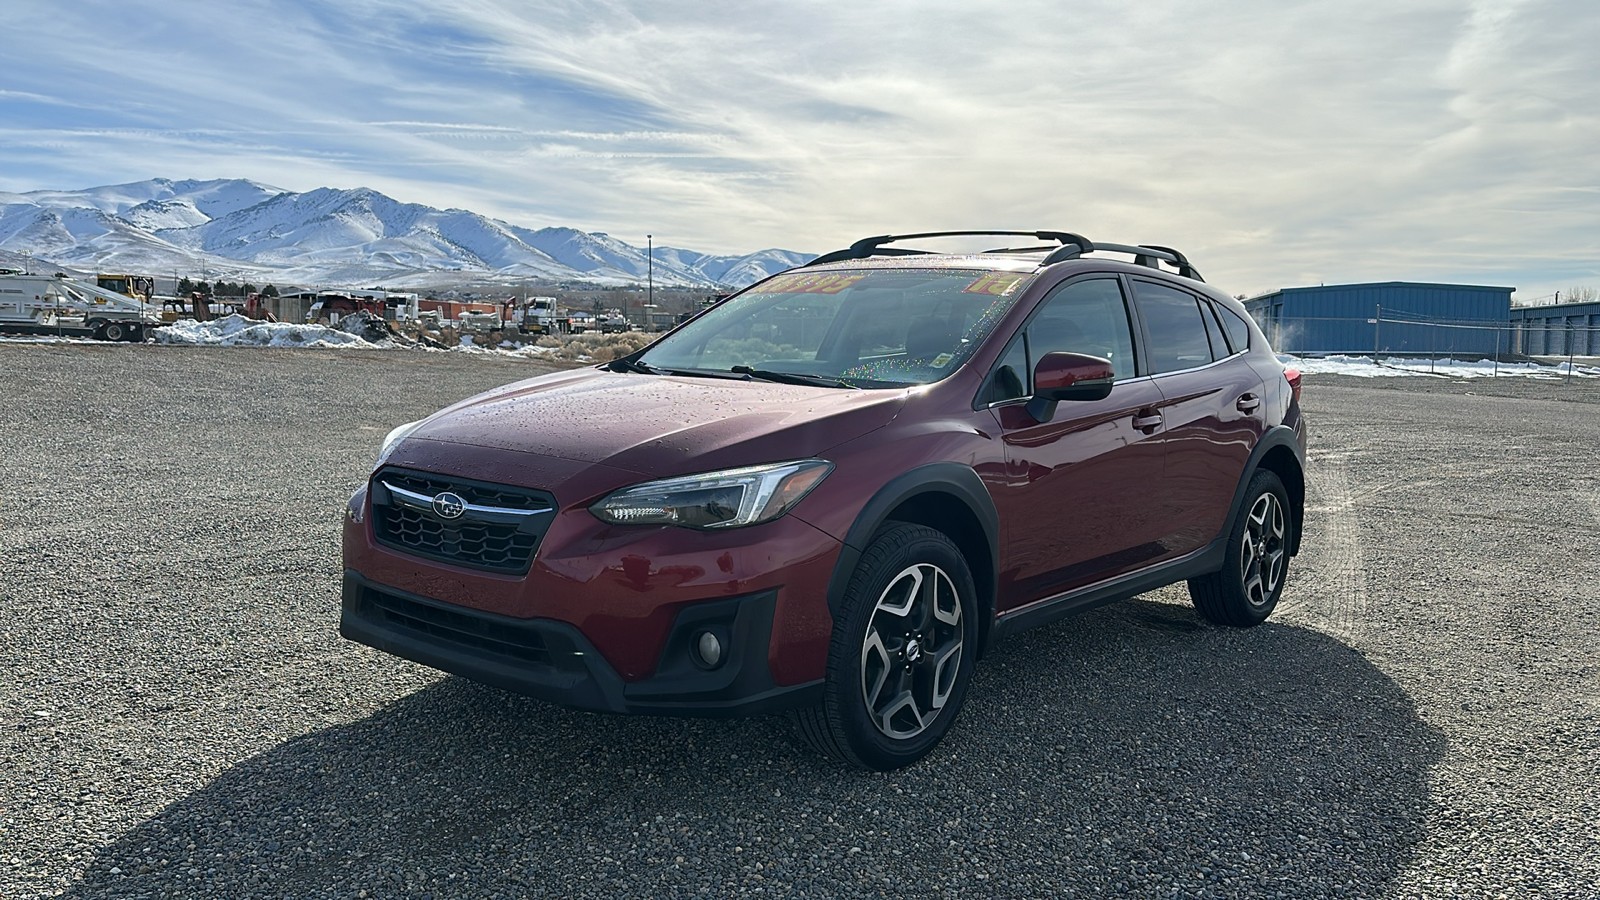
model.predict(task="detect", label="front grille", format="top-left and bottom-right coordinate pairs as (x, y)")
top-left (360, 584), bottom-right (552, 666)
top-left (371, 467), bottom-right (557, 574)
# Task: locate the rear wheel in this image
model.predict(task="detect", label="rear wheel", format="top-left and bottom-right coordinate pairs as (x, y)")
top-left (101, 321), bottom-right (127, 342)
top-left (796, 523), bottom-right (977, 770)
top-left (1189, 470), bottom-right (1292, 627)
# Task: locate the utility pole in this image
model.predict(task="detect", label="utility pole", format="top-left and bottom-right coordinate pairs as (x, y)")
top-left (1567, 324), bottom-right (1576, 384)
top-left (1373, 304), bottom-right (1381, 362)
top-left (647, 234), bottom-right (653, 331)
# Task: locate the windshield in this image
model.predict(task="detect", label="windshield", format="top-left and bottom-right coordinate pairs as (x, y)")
top-left (637, 268), bottom-right (1033, 388)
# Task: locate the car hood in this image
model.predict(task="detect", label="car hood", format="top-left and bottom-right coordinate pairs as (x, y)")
top-left (404, 367), bottom-right (906, 476)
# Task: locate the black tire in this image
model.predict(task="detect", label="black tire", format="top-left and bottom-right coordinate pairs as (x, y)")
top-left (101, 321), bottom-right (127, 342)
top-left (795, 522), bottom-right (978, 770)
top-left (1189, 469), bottom-right (1293, 627)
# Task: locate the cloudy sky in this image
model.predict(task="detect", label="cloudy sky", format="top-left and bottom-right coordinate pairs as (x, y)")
top-left (3, 0), bottom-right (1596, 300)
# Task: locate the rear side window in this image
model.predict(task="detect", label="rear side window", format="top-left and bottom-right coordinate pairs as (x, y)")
top-left (1134, 281), bottom-right (1213, 374)
top-left (1217, 303), bottom-right (1252, 351)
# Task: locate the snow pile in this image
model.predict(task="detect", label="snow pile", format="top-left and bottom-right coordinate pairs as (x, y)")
top-left (498, 339), bottom-right (557, 355)
top-left (1281, 354), bottom-right (1600, 379)
top-left (152, 315), bottom-right (391, 349)
top-left (437, 336), bottom-right (570, 361)
top-left (492, 342), bottom-right (577, 361)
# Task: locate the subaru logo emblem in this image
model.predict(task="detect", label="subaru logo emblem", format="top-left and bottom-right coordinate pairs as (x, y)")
top-left (431, 491), bottom-right (467, 520)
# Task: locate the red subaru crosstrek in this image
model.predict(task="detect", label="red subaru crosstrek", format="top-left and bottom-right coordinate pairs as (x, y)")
top-left (341, 231), bottom-right (1307, 770)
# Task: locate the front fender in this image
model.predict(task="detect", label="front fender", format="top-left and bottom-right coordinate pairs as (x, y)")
top-left (809, 462), bottom-right (1000, 647)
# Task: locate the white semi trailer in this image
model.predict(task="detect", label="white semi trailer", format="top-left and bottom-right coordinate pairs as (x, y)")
top-left (0, 269), bottom-right (163, 341)
top-left (516, 297), bottom-right (563, 334)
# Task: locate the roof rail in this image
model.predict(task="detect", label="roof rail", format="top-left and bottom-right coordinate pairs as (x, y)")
top-left (1135, 244), bottom-right (1203, 281)
top-left (805, 230), bottom-right (1203, 282)
top-left (804, 230), bottom-right (1093, 267)
top-left (1040, 242), bottom-right (1203, 281)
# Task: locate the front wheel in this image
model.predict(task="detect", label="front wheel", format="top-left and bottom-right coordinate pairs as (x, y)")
top-left (1189, 470), bottom-right (1293, 627)
top-left (795, 523), bottom-right (978, 770)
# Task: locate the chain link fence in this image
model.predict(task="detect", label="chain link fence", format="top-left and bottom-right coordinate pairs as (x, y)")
top-left (1255, 310), bottom-right (1600, 378)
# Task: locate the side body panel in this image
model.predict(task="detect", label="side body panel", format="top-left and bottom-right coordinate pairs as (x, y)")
top-left (1150, 360), bottom-right (1267, 556)
top-left (988, 378), bottom-right (1170, 605)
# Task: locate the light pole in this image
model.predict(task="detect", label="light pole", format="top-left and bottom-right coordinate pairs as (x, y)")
top-left (646, 234), bottom-right (653, 330)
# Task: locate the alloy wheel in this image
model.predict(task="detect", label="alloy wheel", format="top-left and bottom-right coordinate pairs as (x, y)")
top-left (1240, 492), bottom-right (1287, 606)
top-left (859, 563), bottom-right (964, 739)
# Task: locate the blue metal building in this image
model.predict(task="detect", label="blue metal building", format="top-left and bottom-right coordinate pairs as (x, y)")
top-left (1242, 282), bottom-right (1514, 356)
top-left (1508, 300), bottom-right (1600, 356)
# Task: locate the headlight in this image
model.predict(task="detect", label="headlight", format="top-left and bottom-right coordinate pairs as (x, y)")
top-left (374, 419), bottom-right (424, 469)
top-left (592, 460), bottom-right (833, 529)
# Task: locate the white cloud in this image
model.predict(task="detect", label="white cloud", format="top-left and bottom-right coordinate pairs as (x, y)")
top-left (2, 0), bottom-right (1597, 299)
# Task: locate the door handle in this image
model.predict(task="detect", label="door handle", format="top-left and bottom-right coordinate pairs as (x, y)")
top-left (1236, 394), bottom-right (1261, 413)
top-left (1132, 412), bottom-right (1163, 431)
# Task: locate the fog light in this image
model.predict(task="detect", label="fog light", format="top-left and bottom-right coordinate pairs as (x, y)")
top-left (694, 631), bottom-right (724, 668)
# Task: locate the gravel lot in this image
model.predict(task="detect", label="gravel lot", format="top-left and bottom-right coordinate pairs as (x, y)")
top-left (2, 343), bottom-right (1597, 898)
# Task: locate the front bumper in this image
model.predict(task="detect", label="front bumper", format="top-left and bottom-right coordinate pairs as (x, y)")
top-left (340, 570), bottom-right (822, 717)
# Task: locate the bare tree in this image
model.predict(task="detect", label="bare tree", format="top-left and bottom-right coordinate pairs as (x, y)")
top-left (1560, 286), bottom-right (1599, 304)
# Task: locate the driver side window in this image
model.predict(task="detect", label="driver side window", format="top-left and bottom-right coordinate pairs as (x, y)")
top-left (983, 278), bottom-right (1137, 404)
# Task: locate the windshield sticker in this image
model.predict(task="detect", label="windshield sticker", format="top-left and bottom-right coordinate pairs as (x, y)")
top-left (962, 273), bottom-right (1027, 297)
top-left (929, 353), bottom-right (955, 368)
top-left (746, 273), bottom-right (867, 295)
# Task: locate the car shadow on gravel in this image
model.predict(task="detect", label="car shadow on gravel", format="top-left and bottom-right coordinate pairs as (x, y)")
top-left (61, 598), bottom-right (1445, 898)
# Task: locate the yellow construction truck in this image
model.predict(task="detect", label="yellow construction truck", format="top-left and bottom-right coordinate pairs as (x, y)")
top-left (95, 273), bottom-right (156, 301)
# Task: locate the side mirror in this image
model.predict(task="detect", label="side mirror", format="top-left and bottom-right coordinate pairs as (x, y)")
top-left (1026, 352), bottom-right (1115, 421)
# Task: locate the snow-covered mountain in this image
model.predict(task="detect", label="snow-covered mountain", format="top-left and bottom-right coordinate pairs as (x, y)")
top-left (0, 178), bottom-right (813, 289)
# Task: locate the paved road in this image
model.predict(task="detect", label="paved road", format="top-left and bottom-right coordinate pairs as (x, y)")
top-left (2, 343), bottom-right (1596, 898)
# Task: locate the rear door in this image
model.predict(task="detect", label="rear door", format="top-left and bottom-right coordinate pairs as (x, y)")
top-left (1129, 278), bottom-right (1267, 555)
top-left (984, 277), bottom-right (1171, 606)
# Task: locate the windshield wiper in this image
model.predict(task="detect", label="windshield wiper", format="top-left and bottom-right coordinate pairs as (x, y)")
top-left (605, 357), bottom-right (666, 375)
top-left (730, 366), bottom-right (861, 389)
top-left (608, 359), bottom-right (753, 381)
top-left (607, 358), bottom-right (853, 387)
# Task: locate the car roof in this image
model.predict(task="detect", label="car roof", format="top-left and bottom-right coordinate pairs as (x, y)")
top-left (799, 254), bottom-right (1045, 275)
top-left (800, 230), bottom-right (1206, 282)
